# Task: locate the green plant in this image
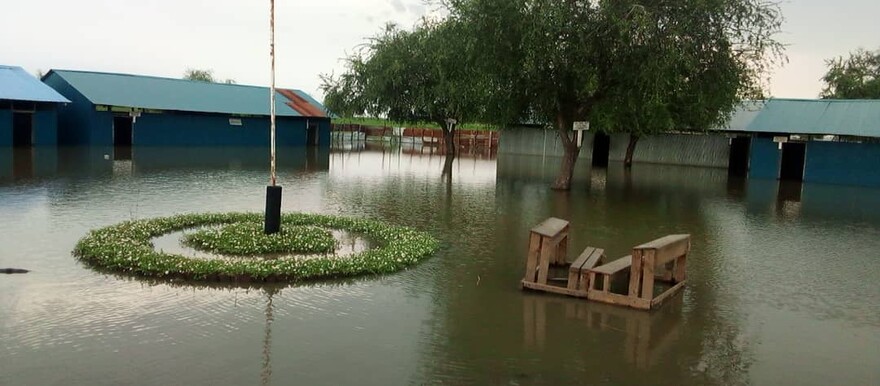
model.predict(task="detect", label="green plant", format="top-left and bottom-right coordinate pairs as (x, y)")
top-left (73, 212), bottom-right (439, 284)
top-left (182, 223), bottom-right (336, 256)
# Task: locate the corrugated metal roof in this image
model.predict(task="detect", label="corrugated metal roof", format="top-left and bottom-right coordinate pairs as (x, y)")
top-left (47, 69), bottom-right (327, 117)
top-left (747, 99), bottom-right (880, 137)
top-left (719, 99), bottom-right (880, 138)
top-left (0, 65), bottom-right (70, 103)
top-left (716, 100), bottom-right (765, 131)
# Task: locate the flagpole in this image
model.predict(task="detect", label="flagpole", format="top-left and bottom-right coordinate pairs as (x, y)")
top-left (264, 0), bottom-right (282, 234)
top-left (269, 0), bottom-right (276, 187)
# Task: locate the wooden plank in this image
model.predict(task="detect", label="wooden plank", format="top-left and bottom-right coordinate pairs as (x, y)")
top-left (650, 280), bottom-right (686, 309)
top-left (634, 235), bottom-right (690, 267)
top-left (633, 234), bottom-right (689, 250)
top-left (583, 248), bottom-right (605, 270)
top-left (629, 250), bottom-right (643, 297)
top-left (521, 280), bottom-right (589, 298)
top-left (567, 247), bottom-right (595, 290)
top-left (673, 254), bottom-right (687, 283)
top-left (587, 290), bottom-right (651, 310)
top-left (569, 247), bottom-right (597, 272)
top-left (523, 232), bottom-right (542, 283)
top-left (640, 250), bottom-right (656, 300)
top-left (590, 255), bottom-right (632, 275)
top-left (555, 233), bottom-right (569, 265)
top-left (530, 217), bottom-right (569, 237)
top-left (536, 236), bottom-right (555, 284)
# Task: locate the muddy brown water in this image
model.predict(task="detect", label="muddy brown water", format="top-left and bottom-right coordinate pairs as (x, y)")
top-left (0, 145), bottom-right (878, 385)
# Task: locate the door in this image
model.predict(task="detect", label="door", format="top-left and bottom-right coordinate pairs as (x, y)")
top-left (113, 116), bottom-right (133, 160)
top-left (592, 132), bottom-right (610, 167)
top-left (728, 136), bottom-right (751, 176)
top-left (779, 142), bottom-right (806, 181)
top-left (12, 112), bottom-right (33, 147)
top-left (307, 122), bottom-right (318, 146)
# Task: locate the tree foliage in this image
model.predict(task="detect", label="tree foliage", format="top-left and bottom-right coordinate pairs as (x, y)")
top-left (321, 20), bottom-right (486, 155)
top-left (325, 0), bottom-right (784, 189)
top-left (821, 48), bottom-right (880, 99)
top-left (448, 0), bottom-right (784, 188)
top-left (184, 68), bottom-right (216, 83)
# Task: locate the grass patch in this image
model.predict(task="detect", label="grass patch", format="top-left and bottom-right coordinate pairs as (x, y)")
top-left (182, 223), bottom-right (336, 256)
top-left (73, 212), bottom-right (439, 284)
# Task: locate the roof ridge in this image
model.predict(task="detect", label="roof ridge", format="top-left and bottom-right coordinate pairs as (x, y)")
top-left (50, 69), bottom-right (304, 93)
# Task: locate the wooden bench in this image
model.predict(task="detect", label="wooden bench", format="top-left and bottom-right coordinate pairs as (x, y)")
top-left (522, 217), bottom-right (570, 285)
top-left (627, 234), bottom-right (690, 310)
top-left (567, 247), bottom-right (605, 292)
top-left (587, 255), bottom-right (632, 293)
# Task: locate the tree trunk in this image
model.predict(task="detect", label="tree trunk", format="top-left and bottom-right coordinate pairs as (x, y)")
top-left (624, 134), bottom-right (640, 168)
top-left (441, 152), bottom-right (454, 183)
top-left (440, 125), bottom-right (456, 156)
top-left (552, 126), bottom-right (581, 191)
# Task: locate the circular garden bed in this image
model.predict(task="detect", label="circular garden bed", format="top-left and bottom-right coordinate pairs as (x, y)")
top-left (74, 212), bottom-right (439, 283)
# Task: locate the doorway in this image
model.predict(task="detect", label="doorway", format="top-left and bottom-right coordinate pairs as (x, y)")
top-left (779, 142), bottom-right (806, 181)
top-left (12, 112), bottom-right (33, 147)
top-left (591, 132), bottom-right (610, 167)
top-left (306, 122), bottom-right (318, 146)
top-left (728, 136), bottom-right (751, 176)
top-left (113, 116), bottom-right (133, 160)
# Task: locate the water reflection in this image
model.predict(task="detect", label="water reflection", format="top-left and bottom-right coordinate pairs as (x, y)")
top-left (522, 294), bottom-right (685, 370)
top-left (0, 148), bottom-right (878, 385)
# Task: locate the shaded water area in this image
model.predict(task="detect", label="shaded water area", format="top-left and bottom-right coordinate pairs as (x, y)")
top-left (1, 145), bottom-right (879, 385)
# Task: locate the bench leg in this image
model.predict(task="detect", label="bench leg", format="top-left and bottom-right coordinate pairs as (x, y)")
top-left (524, 233), bottom-right (541, 283)
top-left (673, 254), bottom-right (687, 283)
top-left (537, 238), bottom-right (554, 284)
top-left (628, 250), bottom-right (643, 297)
top-left (640, 252), bottom-right (656, 300)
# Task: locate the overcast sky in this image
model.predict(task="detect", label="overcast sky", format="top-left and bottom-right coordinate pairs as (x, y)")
top-left (2, 0), bottom-right (878, 101)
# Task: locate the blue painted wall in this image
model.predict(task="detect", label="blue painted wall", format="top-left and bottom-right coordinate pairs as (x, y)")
top-left (0, 109), bottom-right (10, 146)
top-left (45, 71), bottom-right (332, 147)
top-left (804, 141), bottom-right (880, 187)
top-left (33, 109), bottom-right (58, 146)
top-left (749, 137), bottom-right (780, 179)
top-left (131, 113), bottom-right (315, 147)
top-left (44, 73), bottom-right (99, 145)
top-left (0, 105), bottom-right (59, 146)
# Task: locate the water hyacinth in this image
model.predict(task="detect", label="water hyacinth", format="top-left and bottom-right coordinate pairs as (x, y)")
top-left (183, 223), bottom-right (336, 256)
top-left (72, 212), bottom-right (440, 284)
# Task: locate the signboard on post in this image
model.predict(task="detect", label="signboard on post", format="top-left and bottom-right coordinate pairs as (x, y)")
top-left (573, 121), bottom-right (590, 148)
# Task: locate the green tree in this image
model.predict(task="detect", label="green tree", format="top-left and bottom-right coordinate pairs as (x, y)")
top-left (448, 0), bottom-right (784, 189)
top-left (321, 20), bottom-right (486, 157)
top-left (821, 48), bottom-right (880, 99)
top-left (184, 68), bottom-right (216, 82)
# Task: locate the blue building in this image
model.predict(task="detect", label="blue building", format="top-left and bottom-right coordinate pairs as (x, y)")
top-left (723, 99), bottom-right (880, 188)
top-left (0, 65), bottom-right (70, 147)
top-left (42, 70), bottom-right (330, 148)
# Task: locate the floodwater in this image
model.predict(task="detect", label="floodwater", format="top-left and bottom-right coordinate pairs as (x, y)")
top-left (0, 144), bottom-right (878, 386)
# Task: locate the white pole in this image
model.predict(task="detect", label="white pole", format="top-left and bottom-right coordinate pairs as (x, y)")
top-left (269, 0), bottom-right (277, 186)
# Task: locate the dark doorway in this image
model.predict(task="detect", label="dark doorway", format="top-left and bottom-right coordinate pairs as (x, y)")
top-left (591, 132), bottom-right (610, 167)
top-left (779, 142), bottom-right (806, 181)
top-left (12, 113), bottom-right (33, 147)
top-left (306, 122), bottom-right (319, 146)
top-left (728, 136), bottom-right (751, 176)
top-left (113, 116), bottom-right (133, 146)
top-left (113, 116), bottom-right (133, 160)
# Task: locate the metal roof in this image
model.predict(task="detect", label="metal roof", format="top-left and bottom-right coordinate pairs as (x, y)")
top-left (716, 100), bottom-right (765, 131)
top-left (46, 69), bottom-right (326, 118)
top-left (0, 65), bottom-right (70, 103)
top-left (721, 99), bottom-right (880, 138)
